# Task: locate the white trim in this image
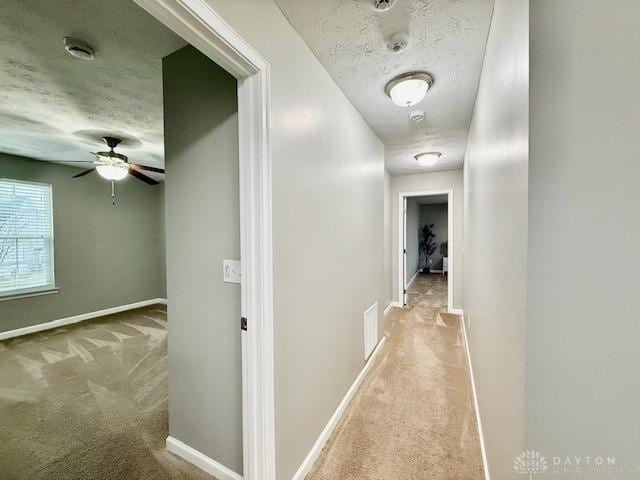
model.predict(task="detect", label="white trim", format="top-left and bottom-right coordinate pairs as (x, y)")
top-left (0, 287), bottom-right (59, 302)
top-left (166, 437), bottom-right (242, 480)
top-left (0, 298), bottom-right (167, 341)
top-left (292, 336), bottom-right (387, 480)
top-left (407, 269), bottom-right (419, 288)
top-left (460, 311), bottom-right (490, 480)
top-left (449, 307), bottom-right (464, 315)
top-left (131, 2), bottom-right (275, 478)
top-left (383, 302), bottom-right (394, 316)
top-left (397, 189), bottom-right (453, 311)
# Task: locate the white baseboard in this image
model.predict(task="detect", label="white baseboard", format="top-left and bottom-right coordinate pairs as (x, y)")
top-left (292, 335), bottom-right (387, 480)
top-left (449, 307), bottom-right (464, 315)
top-left (407, 270), bottom-right (419, 287)
top-left (384, 301), bottom-right (404, 316)
top-left (461, 313), bottom-right (490, 480)
top-left (166, 436), bottom-right (242, 480)
top-left (0, 298), bottom-right (168, 341)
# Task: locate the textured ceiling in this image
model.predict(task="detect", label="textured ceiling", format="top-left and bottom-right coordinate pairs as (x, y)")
top-left (0, 0), bottom-right (187, 169)
top-left (275, 0), bottom-right (493, 175)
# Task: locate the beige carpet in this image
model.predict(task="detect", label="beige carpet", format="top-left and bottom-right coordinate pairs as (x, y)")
top-left (0, 305), bottom-right (214, 480)
top-left (306, 273), bottom-right (485, 479)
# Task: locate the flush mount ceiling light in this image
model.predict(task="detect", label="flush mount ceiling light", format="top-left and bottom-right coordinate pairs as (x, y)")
top-left (385, 72), bottom-right (434, 107)
top-left (415, 152), bottom-right (442, 167)
top-left (63, 37), bottom-right (95, 60)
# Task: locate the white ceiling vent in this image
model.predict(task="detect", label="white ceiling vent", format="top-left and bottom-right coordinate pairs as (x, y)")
top-left (387, 33), bottom-right (409, 53)
top-left (63, 37), bottom-right (95, 60)
top-left (409, 110), bottom-right (425, 123)
top-left (372, 0), bottom-right (396, 12)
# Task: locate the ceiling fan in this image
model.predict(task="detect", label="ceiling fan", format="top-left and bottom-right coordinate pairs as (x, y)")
top-left (71, 136), bottom-right (164, 185)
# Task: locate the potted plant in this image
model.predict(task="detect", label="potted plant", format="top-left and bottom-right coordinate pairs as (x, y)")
top-left (419, 223), bottom-right (436, 272)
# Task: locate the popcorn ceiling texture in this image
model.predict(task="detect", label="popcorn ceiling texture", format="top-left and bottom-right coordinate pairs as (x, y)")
top-left (275, 0), bottom-right (493, 175)
top-left (0, 0), bottom-right (186, 168)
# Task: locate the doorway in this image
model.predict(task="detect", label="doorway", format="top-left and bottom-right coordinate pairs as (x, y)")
top-left (132, 1), bottom-right (275, 479)
top-left (398, 190), bottom-right (453, 311)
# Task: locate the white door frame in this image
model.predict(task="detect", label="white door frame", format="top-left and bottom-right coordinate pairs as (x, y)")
top-left (133, 1), bottom-right (275, 479)
top-left (398, 189), bottom-right (453, 312)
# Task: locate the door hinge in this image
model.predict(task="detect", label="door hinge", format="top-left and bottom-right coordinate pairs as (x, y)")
top-left (403, 289), bottom-right (407, 294)
top-left (403, 248), bottom-right (406, 254)
top-left (241, 317), bottom-right (247, 331)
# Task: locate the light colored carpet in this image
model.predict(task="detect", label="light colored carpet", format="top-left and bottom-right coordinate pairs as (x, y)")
top-left (0, 305), bottom-right (214, 480)
top-left (306, 273), bottom-right (485, 479)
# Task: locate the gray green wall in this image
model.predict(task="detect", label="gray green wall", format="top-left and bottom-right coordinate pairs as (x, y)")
top-left (462, 0), bottom-right (528, 477)
top-left (420, 203), bottom-right (447, 271)
top-left (528, 0), bottom-right (640, 475)
top-left (162, 46), bottom-right (243, 473)
top-left (0, 153), bottom-right (166, 333)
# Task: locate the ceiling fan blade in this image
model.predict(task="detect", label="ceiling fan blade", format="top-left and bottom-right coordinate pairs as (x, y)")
top-left (73, 168), bottom-right (96, 178)
top-left (63, 160), bottom-right (96, 163)
top-left (128, 167), bottom-right (159, 185)
top-left (130, 163), bottom-right (165, 174)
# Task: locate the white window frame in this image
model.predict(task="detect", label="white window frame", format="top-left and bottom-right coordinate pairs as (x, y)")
top-left (0, 178), bottom-right (56, 298)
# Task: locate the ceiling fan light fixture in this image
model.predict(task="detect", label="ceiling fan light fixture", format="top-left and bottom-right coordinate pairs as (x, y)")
top-left (385, 72), bottom-right (434, 107)
top-left (96, 164), bottom-right (128, 181)
top-left (415, 151), bottom-right (442, 167)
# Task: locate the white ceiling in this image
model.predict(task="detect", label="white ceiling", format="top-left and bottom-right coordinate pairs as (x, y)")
top-left (0, 0), bottom-right (187, 169)
top-left (275, 0), bottom-right (493, 175)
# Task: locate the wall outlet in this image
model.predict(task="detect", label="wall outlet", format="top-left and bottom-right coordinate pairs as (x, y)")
top-left (223, 260), bottom-right (241, 284)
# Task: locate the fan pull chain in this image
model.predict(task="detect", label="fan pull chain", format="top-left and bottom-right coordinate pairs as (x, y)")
top-left (111, 180), bottom-right (116, 205)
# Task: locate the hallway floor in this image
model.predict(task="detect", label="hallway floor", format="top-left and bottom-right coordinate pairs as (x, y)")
top-left (0, 306), bottom-right (214, 480)
top-left (307, 273), bottom-right (484, 479)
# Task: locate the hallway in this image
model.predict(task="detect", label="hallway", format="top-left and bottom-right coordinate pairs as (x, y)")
top-left (307, 274), bottom-right (484, 479)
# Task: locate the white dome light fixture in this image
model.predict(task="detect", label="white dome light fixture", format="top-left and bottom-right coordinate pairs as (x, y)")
top-left (415, 151), bottom-right (442, 167)
top-left (385, 72), bottom-right (434, 107)
top-left (96, 164), bottom-right (128, 181)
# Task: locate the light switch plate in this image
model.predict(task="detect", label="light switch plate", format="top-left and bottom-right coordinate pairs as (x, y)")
top-left (223, 260), bottom-right (241, 284)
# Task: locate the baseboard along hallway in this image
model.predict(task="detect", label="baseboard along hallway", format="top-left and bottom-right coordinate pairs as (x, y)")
top-left (305, 273), bottom-right (484, 479)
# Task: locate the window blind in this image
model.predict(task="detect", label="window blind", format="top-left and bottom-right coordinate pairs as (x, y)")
top-left (0, 179), bottom-right (54, 295)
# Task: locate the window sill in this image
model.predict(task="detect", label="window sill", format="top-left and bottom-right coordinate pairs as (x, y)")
top-left (0, 287), bottom-right (59, 302)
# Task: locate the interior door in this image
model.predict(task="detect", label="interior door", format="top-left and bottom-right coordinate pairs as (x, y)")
top-left (402, 196), bottom-right (408, 305)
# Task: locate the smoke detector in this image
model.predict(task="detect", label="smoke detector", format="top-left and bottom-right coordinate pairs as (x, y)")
top-left (63, 37), bottom-right (95, 60)
top-left (409, 110), bottom-right (425, 123)
top-left (387, 32), bottom-right (409, 53)
top-left (372, 0), bottom-right (396, 12)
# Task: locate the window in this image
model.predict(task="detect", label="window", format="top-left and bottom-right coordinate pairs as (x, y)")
top-left (0, 179), bottom-right (54, 296)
